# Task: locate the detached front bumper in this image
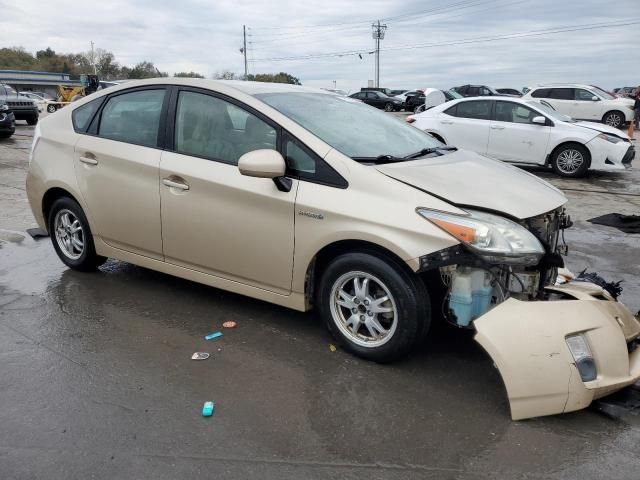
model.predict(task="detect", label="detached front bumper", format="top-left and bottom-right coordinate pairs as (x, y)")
top-left (474, 282), bottom-right (640, 420)
top-left (587, 137), bottom-right (634, 170)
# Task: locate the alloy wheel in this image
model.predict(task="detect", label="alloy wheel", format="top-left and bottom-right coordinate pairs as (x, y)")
top-left (54, 209), bottom-right (85, 260)
top-left (329, 271), bottom-right (398, 348)
top-left (556, 149), bottom-right (584, 175)
top-left (605, 113), bottom-right (622, 128)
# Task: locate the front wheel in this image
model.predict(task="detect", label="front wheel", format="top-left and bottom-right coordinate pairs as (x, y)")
top-left (551, 144), bottom-right (590, 177)
top-left (414, 104), bottom-right (426, 113)
top-left (47, 104), bottom-right (57, 113)
top-left (26, 116), bottom-right (38, 125)
top-left (48, 197), bottom-right (106, 271)
top-left (316, 252), bottom-right (429, 363)
top-left (384, 103), bottom-right (394, 112)
top-left (603, 111), bottom-right (624, 128)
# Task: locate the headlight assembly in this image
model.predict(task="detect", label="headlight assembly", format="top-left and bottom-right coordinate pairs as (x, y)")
top-left (417, 208), bottom-right (545, 265)
top-left (0, 103), bottom-right (8, 112)
top-left (597, 133), bottom-right (623, 144)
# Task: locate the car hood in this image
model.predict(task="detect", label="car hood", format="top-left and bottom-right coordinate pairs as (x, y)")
top-left (572, 120), bottom-right (630, 139)
top-left (375, 150), bottom-right (567, 220)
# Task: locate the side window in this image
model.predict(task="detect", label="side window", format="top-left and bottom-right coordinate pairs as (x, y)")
top-left (530, 88), bottom-right (550, 98)
top-left (468, 87), bottom-right (480, 96)
top-left (366, 92), bottom-right (377, 99)
top-left (72, 97), bottom-right (103, 132)
top-left (283, 133), bottom-right (347, 188)
top-left (548, 88), bottom-right (573, 100)
top-left (174, 91), bottom-right (276, 165)
top-left (575, 89), bottom-right (595, 101)
top-left (98, 89), bottom-right (165, 147)
top-left (455, 101), bottom-right (491, 120)
top-left (444, 104), bottom-right (458, 116)
top-left (494, 102), bottom-right (538, 124)
top-left (480, 87), bottom-right (492, 96)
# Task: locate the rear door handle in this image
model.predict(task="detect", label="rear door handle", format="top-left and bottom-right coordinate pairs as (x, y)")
top-left (162, 177), bottom-right (190, 191)
top-left (79, 156), bottom-right (98, 165)
top-left (490, 125), bottom-right (505, 130)
top-left (440, 120), bottom-right (454, 124)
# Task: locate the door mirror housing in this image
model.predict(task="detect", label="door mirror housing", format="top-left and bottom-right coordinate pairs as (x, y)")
top-left (238, 149), bottom-right (286, 179)
top-left (531, 116), bottom-right (547, 125)
top-left (591, 96), bottom-right (600, 101)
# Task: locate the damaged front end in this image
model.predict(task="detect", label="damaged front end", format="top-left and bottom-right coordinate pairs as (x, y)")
top-left (418, 207), bottom-right (640, 420)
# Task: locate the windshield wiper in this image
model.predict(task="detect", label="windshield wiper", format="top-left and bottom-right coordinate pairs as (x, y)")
top-left (352, 154), bottom-right (405, 164)
top-left (404, 145), bottom-right (457, 159)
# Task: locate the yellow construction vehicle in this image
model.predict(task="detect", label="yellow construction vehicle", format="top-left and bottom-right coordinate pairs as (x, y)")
top-left (56, 75), bottom-right (101, 103)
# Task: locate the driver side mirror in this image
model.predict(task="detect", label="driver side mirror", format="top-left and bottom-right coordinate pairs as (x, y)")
top-left (532, 116), bottom-right (547, 125)
top-left (591, 96), bottom-right (600, 101)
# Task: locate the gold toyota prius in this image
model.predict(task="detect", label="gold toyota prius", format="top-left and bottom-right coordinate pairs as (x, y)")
top-left (26, 78), bottom-right (640, 420)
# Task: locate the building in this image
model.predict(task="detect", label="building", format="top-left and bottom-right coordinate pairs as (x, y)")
top-left (0, 70), bottom-right (80, 98)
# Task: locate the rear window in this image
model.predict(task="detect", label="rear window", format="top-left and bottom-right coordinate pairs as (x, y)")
top-left (548, 88), bottom-right (574, 100)
top-left (450, 100), bottom-right (491, 120)
top-left (72, 98), bottom-right (104, 132)
top-left (530, 88), bottom-right (550, 98)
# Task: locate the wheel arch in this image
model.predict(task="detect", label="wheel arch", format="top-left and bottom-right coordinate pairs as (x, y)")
top-left (547, 140), bottom-right (592, 168)
top-left (303, 239), bottom-right (417, 310)
top-left (602, 109), bottom-right (626, 124)
top-left (42, 187), bottom-right (83, 230)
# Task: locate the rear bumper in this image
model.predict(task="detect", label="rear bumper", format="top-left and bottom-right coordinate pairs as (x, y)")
top-left (474, 282), bottom-right (640, 420)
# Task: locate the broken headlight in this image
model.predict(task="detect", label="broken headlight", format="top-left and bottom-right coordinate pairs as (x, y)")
top-left (566, 334), bottom-right (597, 382)
top-left (417, 208), bottom-right (544, 265)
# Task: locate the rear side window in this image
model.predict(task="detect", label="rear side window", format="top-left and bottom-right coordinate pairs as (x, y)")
top-left (98, 89), bottom-right (165, 147)
top-left (72, 98), bottom-right (103, 132)
top-left (530, 88), bottom-right (550, 98)
top-left (548, 88), bottom-right (574, 100)
top-left (454, 100), bottom-right (491, 120)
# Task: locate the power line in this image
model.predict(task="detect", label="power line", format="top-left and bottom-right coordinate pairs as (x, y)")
top-left (249, 18), bottom-right (640, 63)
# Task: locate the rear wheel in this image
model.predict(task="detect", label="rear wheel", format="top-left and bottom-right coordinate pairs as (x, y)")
top-left (603, 111), bottom-right (624, 128)
top-left (48, 197), bottom-right (106, 271)
top-left (46, 104), bottom-right (57, 113)
top-left (384, 103), bottom-right (394, 112)
top-left (0, 132), bottom-right (12, 139)
top-left (551, 143), bottom-right (590, 177)
top-left (317, 252), bottom-right (429, 362)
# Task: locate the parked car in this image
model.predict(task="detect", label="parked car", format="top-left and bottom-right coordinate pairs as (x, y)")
top-left (360, 87), bottom-right (393, 96)
top-left (26, 79), bottom-right (640, 421)
top-left (523, 84), bottom-right (635, 128)
top-left (321, 88), bottom-right (348, 96)
top-left (407, 96), bottom-right (634, 177)
top-left (0, 101), bottom-right (16, 138)
top-left (403, 90), bottom-right (427, 112)
top-left (0, 84), bottom-right (39, 125)
top-left (614, 87), bottom-right (638, 99)
top-left (19, 92), bottom-right (47, 112)
top-left (496, 88), bottom-right (522, 96)
top-left (389, 89), bottom-right (410, 96)
top-left (349, 90), bottom-right (403, 111)
top-left (413, 88), bottom-right (464, 113)
top-left (451, 84), bottom-right (516, 97)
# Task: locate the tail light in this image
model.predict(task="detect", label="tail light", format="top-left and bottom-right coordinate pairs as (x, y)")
top-left (406, 115), bottom-right (415, 124)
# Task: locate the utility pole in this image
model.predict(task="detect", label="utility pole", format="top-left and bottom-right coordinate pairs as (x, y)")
top-left (242, 25), bottom-right (248, 80)
top-left (371, 21), bottom-right (387, 88)
top-left (90, 41), bottom-right (97, 75)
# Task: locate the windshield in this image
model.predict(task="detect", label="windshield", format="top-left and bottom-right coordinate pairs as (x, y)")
top-left (526, 100), bottom-right (573, 122)
top-left (446, 89), bottom-right (463, 99)
top-left (591, 86), bottom-right (615, 100)
top-left (256, 92), bottom-right (440, 159)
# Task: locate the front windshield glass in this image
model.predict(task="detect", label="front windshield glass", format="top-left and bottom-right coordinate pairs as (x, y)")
top-left (591, 86), bottom-right (615, 100)
top-left (256, 92), bottom-right (440, 159)
top-left (526, 100), bottom-right (573, 122)
top-left (447, 89), bottom-right (463, 99)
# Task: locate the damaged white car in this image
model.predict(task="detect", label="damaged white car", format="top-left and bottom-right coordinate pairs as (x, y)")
top-left (26, 80), bottom-right (640, 421)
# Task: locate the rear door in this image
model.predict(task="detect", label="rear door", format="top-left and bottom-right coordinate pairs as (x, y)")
top-left (159, 88), bottom-right (297, 294)
top-left (545, 88), bottom-right (575, 117)
top-left (438, 100), bottom-right (491, 153)
top-left (487, 101), bottom-right (551, 164)
top-left (73, 87), bottom-right (167, 259)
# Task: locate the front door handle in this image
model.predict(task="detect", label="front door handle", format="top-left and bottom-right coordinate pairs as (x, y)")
top-left (490, 125), bottom-right (505, 130)
top-left (78, 156), bottom-right (98, 165)
top-left (440, 120), bottom-right (454, 124)
top-left (162, 177), bottom-right (190, 191)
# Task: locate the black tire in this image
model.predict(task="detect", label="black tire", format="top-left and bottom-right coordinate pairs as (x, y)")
top-left (46, 104), bottom-right (57, 113)
top-left (550, 143), bottom-right (590, 178)
top-left (384, 103), bottom-right (394, 112)
top-left (0, 132), bottom-right (12, 139)
top-left (48, 196), bottom-right (106, 271)
top-left (414, 104), bottom-right (426, 114)
top-left (316, 252), bottom-right (430, 363)
top-left (602, 110), bottom-right (624, 129)
top-left (26, 115), bottom-right (38, 125)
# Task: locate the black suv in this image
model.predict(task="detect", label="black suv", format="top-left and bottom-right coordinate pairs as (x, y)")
top-left (0, 84), bottom-right (39, 125)
top-left (349, 91), bottom-right (403, 111)
top-left (0, 101), bottom-right (16, 138)
top-left (452, 84), bottom-right (516, 97)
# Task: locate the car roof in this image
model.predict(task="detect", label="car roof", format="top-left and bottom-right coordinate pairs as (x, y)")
top-left (529, 84), bottom-right (593, 89)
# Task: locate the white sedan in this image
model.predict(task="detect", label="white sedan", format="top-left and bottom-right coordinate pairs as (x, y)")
top-left (407, 97), bottom-right (635, 177)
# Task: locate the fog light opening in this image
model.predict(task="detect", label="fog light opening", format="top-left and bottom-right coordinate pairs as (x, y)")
top-left (566, 334), bottom-right (597, 382)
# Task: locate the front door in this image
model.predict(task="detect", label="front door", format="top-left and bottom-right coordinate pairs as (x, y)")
top-left (572, 88), bottom-right (602, 120)
top-left (487, 101), bottom-right (551, 164)
top-left (159, 89), bottom-right (297, 294)
top-left (73, 88), bottom-right (167, 259)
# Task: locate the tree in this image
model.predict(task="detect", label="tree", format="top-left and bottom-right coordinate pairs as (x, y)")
top-left (0, 47), bottom-right (37, 70)
top-left (174, 71), bottom-right (204, 78)
top-left (126, 61), bottom-right (167, 79)
top-left (213, 70), bottom-right (237, 80)
top-left (247, 72), bottom-right (301, 85)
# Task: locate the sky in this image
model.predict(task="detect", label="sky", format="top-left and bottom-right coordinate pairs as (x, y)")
top-left (2, 0), bottom-right (639, 93)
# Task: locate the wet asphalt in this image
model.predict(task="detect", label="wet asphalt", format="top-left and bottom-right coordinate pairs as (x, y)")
top-left (1, 121), bottom-right (640, 479)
